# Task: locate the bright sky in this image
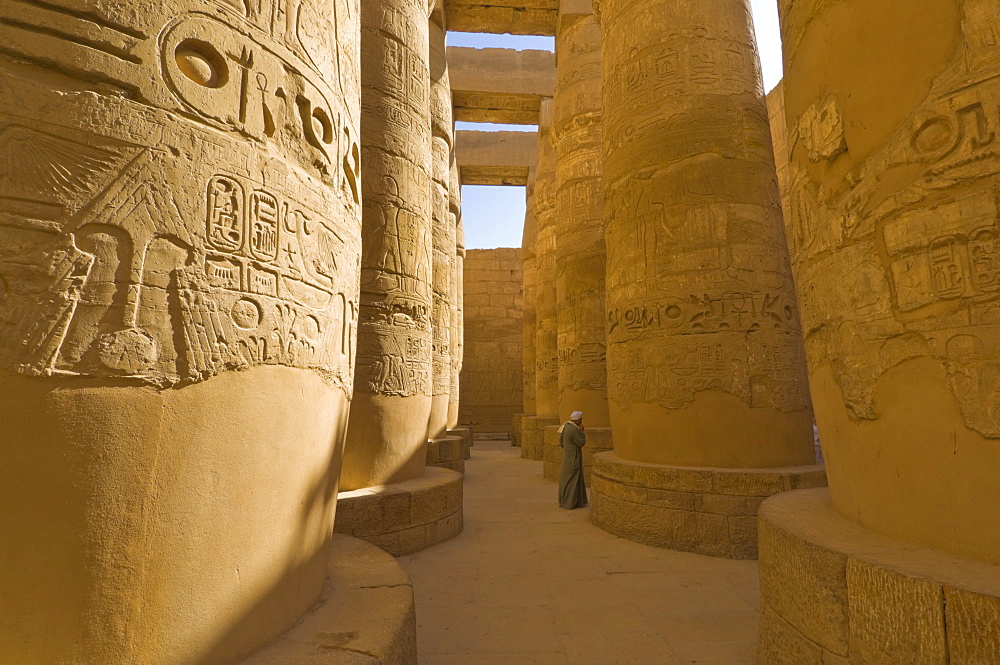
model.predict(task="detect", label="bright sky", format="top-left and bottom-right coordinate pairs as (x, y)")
top-left (453, 0), bottom-right (784, 249)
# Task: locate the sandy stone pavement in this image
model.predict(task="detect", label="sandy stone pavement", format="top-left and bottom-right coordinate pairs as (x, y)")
top-left (399, 440), bottom-right (761, 664)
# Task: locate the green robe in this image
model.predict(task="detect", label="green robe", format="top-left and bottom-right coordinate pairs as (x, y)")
top-left (558, 421), bottom-right (588, 509)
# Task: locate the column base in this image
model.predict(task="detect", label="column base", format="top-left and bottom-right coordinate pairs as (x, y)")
top-left (447, 427), bottom-right (472, 460)
top-left (334, 467), bottom-right (464, 557)
top-left (511, 413), bottom-right (524, 447)
top-left (590, 452), bottom-right (826, 559)
top-left (520, 416), bottom-right (557, 460)
top-left (543, 427), bottom-right (613, 484)
top-left (758, 488), bottom-right (1000, 665)
top-left (241, 535), bottom-right (416, 664)
top-left (426, 435), bottom-right (465, 473)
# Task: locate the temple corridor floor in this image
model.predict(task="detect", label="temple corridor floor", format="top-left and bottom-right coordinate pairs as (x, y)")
top-left (398, 440), bottom-right (761, 665)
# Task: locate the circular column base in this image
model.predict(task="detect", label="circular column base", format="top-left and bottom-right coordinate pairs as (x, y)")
top-left (758, 488), bottom-right (1000, 665)
top-left (334, 467), bottom-right (464, 557)
top-left (590, 452), bottom-right (826, 559)
top-left (520, 416), bottom-right (558, 460)
top-left (511, 413), bottom-right (524, 447)
top-left (542, 427), bottom-right (613, 484)
top-left (446, 427), bottom-right (471, 460)
top-left (241, 535), bottom-right (416, 665)
top-left (426, 435), bottom-right (465, 473)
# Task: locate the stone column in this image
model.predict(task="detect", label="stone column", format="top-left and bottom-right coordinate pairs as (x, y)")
top-left (0, 1), bottom-right (361, 662)
top-left (447, 156), bottom-right (464, 431)
top-left (340, 0), bottom-right (434, 491)
top-left (553, 11), bottom-right (609, 427)
top-left (592, 0), bottom-right (823, 557)
top-left (425, 16), bottom-right (459, 462)
top-left (523, 99), bottom-right (560, 460)
top-left (544, 8), bottom-right (613, 482)
top-left (515, 184), bottom-right (539, 448)
top-left (759, 2), bottom-right (1000, 661)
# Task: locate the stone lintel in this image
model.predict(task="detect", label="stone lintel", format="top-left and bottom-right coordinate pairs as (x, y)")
top-left (589, 452), bottom-right (827, 559)
top-left (520, 415), bottom-right (558, 460)
top-left (758, 488), bottom-right (1000, 665)
top-left (543, 426), bottom-right (612, 485)
top-left (456, 130), bottom-right (537, 186)
top-left (241, 535), bottom-right (417, 664)
top-left (426, 435), bottom-right (466, 473)
top-left (334, 467), bottom-right (464, 558)
top-left (444, 1), bottom-right (558, 35)
top-left (449, 46), bottom-right (555, 93)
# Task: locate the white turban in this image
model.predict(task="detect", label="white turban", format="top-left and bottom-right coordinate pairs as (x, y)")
top-left (570, 411), bottom-right (584, 421)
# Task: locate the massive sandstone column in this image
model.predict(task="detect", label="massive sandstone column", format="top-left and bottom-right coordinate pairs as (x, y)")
top-left (0, 1), bottom-right (361, 662)
top-left (591, 0), bottom-right (822, 557)
top-left (425, 17), bottom-right (455, 442)
top-left (522, 99), bottom-right (560, 460)
top-left (553, 11), bottom-right (609, 428)
top-left (341, 0), bottom-right (433, 490)
top-left (759, 1), bottom-right (1000, 661)
top-left (516, 184), bottom-right (538, 447)
top-left (543, 8), bottom-right (613, 483)
top-left (447, 156), bottom-right (464, 430)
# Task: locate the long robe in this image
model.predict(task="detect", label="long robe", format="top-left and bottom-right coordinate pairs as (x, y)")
top-left (557, 421), bottom-right (588, 509)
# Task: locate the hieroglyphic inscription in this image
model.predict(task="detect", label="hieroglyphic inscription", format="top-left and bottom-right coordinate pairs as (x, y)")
top-left (786, 0), bottom-right (1000, 434)
top-left (351, 0), bottom-right (433, 399)
top-left (0, 2), bottom-right (361, 389)
top-left (601, 0), bottom-right (810, 417)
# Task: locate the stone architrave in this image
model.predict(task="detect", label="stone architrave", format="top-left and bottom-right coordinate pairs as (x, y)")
top-left (341, 0), bottom-right (433, 491)
top-left (601, 0), bottom-right (814, 469)
top-left (553, 11), bottom-right (608, 427)
top-left (447, 156), bottom-right (464, 430)
top-left (0, 0), bottom-right (361, 662)
top-left (533, 100), bottom-right (559, 421)
top-left (772, 0), bottom-right (1000, 569)
top-left (426, 16), bottom-right (456, 440)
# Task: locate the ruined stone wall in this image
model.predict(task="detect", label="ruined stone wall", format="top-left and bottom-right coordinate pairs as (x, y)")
top-left (459, 248), bottom-right (524, 433)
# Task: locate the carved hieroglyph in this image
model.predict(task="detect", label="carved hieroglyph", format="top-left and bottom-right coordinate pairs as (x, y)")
top-left (780, 0), bottom-right (1000, 563)
top-left (448, 156), bottom-right (464, 429)
top-left (341, 0), bottom-right (432, 490)
top-left (534, 99), bottom-right (560, 419)
top-left (553, 12), bottom-right (608, 426)
top-left (522, 186), bottom-right (539, 415)
top-left (601, 0), bottom-right (813, 467)
top-left (427, 17), bottom-right (455, 439)
top-left (0, 0), bottom-right (360, 662)
top-left (0, 4), bottom-right (360, 388)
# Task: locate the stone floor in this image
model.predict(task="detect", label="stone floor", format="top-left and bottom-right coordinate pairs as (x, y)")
top-left (398, 440), bottom-right (761, 665)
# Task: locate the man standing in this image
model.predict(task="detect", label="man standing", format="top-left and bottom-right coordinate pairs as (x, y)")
top-left (558, 411), bottom-right (588, 509)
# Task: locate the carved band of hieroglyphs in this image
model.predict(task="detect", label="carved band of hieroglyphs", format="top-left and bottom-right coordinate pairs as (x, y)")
top-left (0, 161), bottom-right (357, 385)
top-left (607, 291), bottom-right (801, 338)
top-left (161, 15), bottom-right (360, 200)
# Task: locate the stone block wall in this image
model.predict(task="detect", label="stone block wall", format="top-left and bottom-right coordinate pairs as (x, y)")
top-left (459, 248), bottom-right (524, 434)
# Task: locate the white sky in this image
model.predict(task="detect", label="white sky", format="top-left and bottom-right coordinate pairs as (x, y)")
top-left (452, 0), bottom-right (785, 248)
